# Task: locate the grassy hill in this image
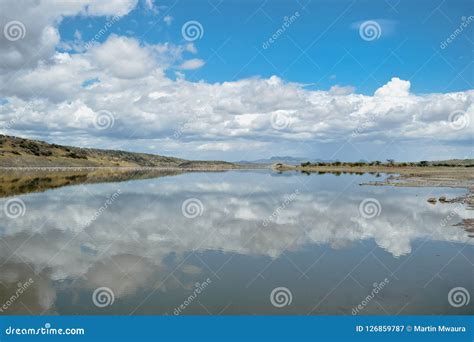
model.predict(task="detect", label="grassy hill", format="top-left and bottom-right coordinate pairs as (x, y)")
top-left (0, 135), bottom-right (237, 168)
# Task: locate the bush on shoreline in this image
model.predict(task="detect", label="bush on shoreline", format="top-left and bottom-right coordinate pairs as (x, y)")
top-left (299, 160), bottom-right (472, 168)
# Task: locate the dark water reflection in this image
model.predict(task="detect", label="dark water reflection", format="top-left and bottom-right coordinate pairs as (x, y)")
top-left (0, 170), bottom-right (472, 315)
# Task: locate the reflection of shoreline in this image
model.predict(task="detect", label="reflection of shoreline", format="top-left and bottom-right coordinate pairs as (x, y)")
top-left (0, 168), bottom-right (245, 198)
top-left (0, 166), bottom-right (268, 198)
top-left (276, 164), bottom-right (474, 232)
top-left (2, 167), bottom-right (473, 233)
top-left (275, 164), bottom-right (474, 188)
top-left (361, 171), bottom-right (474, 234)
top-left (1, 175), bottom-right (471, 260)
top-left (0, 172), bottom-right (472, 315)
top-left (0, 168), bottom-right (182, 198)
top-left (2, 164), bottom-right (473, 198)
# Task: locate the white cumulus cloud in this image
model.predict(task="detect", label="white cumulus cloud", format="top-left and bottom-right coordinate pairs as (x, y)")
top-left (0, 3), bottom-right (472, 161)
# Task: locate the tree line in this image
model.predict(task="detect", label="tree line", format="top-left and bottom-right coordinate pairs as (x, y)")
top-left (299, 160), bottom-right (470, 167)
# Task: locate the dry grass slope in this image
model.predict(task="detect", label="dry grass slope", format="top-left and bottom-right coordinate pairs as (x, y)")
top-left (0, 135), bottom-right (237, 169)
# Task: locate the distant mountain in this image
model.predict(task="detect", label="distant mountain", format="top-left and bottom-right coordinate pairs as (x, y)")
top-left (239, 156), bottom-right (333, 165)
top-left (0, 135), bottom-right (240, 169)
top-left (238, 156), bottom-right (305, 165)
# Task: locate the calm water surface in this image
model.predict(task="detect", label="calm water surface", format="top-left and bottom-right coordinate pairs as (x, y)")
top-left (0, 170), bottom-right (472, 315)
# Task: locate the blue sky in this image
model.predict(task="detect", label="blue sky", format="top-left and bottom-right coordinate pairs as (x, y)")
top-left (59, 0), bottom-right (472, 94)
top-left (0, 0), bottom-right (472, 161)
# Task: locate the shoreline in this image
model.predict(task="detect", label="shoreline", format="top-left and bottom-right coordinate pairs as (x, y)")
top-left (0, 165), bottom-right (267, 172)
top-left (0, 166), bottom-right (267, 198)
top-left (1, 164), bottom-right (472, 231)
top-left (273, 164), bottom-right (474, 188)
top-left (1, 164), bottom-right (473, 196)
top-left (274, 164), bottom-right (474, 229)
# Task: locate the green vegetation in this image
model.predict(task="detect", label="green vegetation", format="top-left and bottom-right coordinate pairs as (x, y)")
top-left (299, 159), bottom-right (474, 168)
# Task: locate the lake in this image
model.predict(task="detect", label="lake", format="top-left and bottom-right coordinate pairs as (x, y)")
top-left (0, 170), bottom-right (472, 315)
